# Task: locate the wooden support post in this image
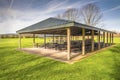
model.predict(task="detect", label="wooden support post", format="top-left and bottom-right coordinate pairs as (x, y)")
top-left (110, 33), bottom-right (111, 45)
top-left (71, 36), bottom-right (72, 40)
top-left (113, 33), bottom-right (114, 44)
top-left (59, 35), bottom-right (61, 44)
top-left (112, 33), bottom-right (114, 44)
top-left (33, 34), bottom-right (35, 47)
top-left (98, 31), bottom-right (100, 49)
top-left (19, 34), bottom-right (21, 48)
top-left (67, 28), bottom-right (71, 60)
top-left (88, 35), bottom-right (89, 39)
top-left (44, 34), bottom-right (46, 48)
top-left (106, 32), bottom-right (108, 46)
top-left (53, 34), bottom-right (54, 43)
top-left (101, 32), bottom-right (103, 42)
top-left (82, 28), bottom-right (85, 55)
top-left (91, 30), bottom-right (94, 51)
top-left (111, 33), bottom-right (112, 45)
top-left (108, 33), bottom-right (110, 46)
top-left (103, 32), bottom-right (105, 47)
top-left (74, 36), bottom-right (75, 40)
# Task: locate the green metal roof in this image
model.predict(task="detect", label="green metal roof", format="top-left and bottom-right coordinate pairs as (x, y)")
top-left (17, 17), bottom-right (73, 33)
top-left (16, 17), bottom-right (114, 34)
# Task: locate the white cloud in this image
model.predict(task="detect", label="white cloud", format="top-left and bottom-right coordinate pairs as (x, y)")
top-left (40, 0), bottom-right (69, 14)
top-left (103, 5), bottom-right (120, 13)
top-left (0, 0), bottom-right (101, 34)
top-left (25, 0), bottom-right (36, 9)
top-left (66, 0), bottom-right (99, 9)
top-left (103, 19), bottom-right (120, 32)
top-left (33, 0), bottom-right (99, 14)
top-left (8, 0), bottom-right (14, 11)
top-left (0, 8), bottom-right (55, 34)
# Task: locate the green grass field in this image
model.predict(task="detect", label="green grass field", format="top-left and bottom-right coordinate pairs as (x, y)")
top-left (0, 37), bottom-right (120, 80)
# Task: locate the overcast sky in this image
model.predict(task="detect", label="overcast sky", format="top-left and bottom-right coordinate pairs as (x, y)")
top-left (0, 0), bottom-right (120, 34)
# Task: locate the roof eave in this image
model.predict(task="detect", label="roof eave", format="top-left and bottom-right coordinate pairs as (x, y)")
top-left (16, 22), bottom-right (75, 34)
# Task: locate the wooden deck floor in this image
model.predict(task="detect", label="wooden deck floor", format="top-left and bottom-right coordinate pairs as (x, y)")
top-left (19, 45), bottom-right (114, 64)
top-left (19, 48), bottom-right (80, 63)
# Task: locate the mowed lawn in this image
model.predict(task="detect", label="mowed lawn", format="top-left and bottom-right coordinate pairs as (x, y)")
top-left (0, 37), bottom-right (120, 80)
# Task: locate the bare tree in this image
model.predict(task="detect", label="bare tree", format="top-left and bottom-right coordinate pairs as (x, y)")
top-left (55, 14), bottom-right (63, 19)
top-left (99, 23), bottom-right (105, 29)
top-left (63, 8), bottom-right (80, 21)
top-left (80, 3), bottom-right (102, 26)
top-left (55, 8), bottom-right (80, 21)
